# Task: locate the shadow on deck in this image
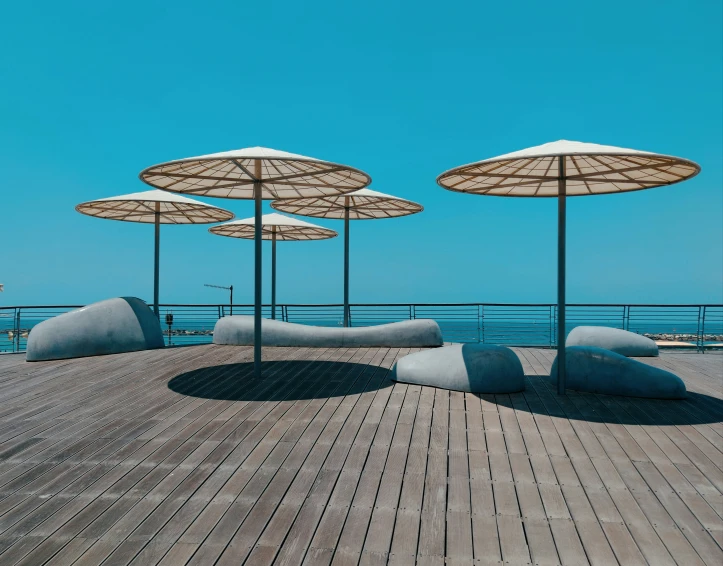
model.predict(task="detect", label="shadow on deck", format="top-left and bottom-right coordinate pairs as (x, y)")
top-left (168, 360), bottom-right (392, 401)
top-left (169, 358), bottom-right (723, 425)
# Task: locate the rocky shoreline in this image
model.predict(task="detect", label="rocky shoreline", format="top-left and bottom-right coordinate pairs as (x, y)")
top-left (643, 333), bottom-right (723, 342)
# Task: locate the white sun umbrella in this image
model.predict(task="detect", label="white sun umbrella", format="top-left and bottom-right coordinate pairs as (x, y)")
top-left (76, 189), bottom-right (234, 318)
top-left (139, 147), bottom-right (371, 377)
top-left (437, 140), bottom-right (700, 394)
top-left (272, 188), bottom-right (423, 327)
top-left (209, 212), bottom-right (337, 320)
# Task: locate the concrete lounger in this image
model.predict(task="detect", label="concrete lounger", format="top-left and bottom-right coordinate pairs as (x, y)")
top-left (566, 326), bottom-right (659, 357)
top-left (26, 297), bottom-right (165, 362)
top-left (551, 346), bottom-right (686, 399)
top-left (391, 344), bottom-right (525, 393)
top-left (212, 316), bottom-right (443, 348)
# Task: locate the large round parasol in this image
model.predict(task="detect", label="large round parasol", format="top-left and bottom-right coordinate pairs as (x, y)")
top-left (272, 188), bottom-right (423, 326)
top-left (209, 213), bottom-right (337, 319)
top-left (76, 189), bottom-right (234, 318)
top-left (139, 147), bottom-right (371, 377)
top-left (437, 139), bottom-right (700, 394)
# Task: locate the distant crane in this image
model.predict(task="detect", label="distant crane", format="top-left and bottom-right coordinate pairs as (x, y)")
top-left (204, 284), bottom-right (233, 315)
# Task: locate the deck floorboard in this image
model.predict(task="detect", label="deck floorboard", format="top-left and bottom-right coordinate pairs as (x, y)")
top-left (0, 346), bottom-right (720, 565)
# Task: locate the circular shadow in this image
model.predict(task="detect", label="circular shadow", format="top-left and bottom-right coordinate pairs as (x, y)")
top-left (168, 360), bottom-right (390, 401)
top-left (491, 374), bottom-right (723, 426)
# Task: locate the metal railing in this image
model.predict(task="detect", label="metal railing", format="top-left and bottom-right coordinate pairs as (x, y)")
top-left (1, 303), bottom-right (721, 353)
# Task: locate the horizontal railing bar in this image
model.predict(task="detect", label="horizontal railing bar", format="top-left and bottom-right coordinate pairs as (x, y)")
top-left (2, 303), bottom-right (723, 309)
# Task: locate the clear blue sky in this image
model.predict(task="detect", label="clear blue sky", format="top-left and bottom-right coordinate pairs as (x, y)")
top-left (1, 1), bottom-right (721, 306)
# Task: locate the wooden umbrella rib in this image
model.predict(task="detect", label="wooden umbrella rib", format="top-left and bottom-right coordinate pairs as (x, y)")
top-left (266, 178), bottom-right (352, 188)
top-left (563, 158), bottom-right (685, 180)
top-left (542, 155), bottom-right (556, 179)
top-left (587, 154), bottom-right (644, 185)
top-left (264, 157), bottom-right (292, 181)
top-left (144, 169), bottom-right (252, 184)
top-left (452, 170), bottom-right (554, 181)
top-left (229, 159), bottom-right (258, 182)
top-left (569, 156), bottom-right (592, 195)
top-left (260, 165), bottom-right (351, 186)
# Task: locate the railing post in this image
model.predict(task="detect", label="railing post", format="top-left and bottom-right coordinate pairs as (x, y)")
top-left (479, 305), bottom-right (484, 344)
top-left (15, 309), bottom-right (21, 352)
top-left (699, 305), bottom-right (706, 353)
top-left (410, 305), bottom-right (414, 320)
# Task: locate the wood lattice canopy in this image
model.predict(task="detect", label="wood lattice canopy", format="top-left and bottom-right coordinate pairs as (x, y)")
top-left (75, 189), bottom-right (234, 224)
top-left (437, 140), bottom-right (700, 197)
top-left (139, 147), bottom-right (371, 200)
top-left (271, 188), bottom-right (423, 220)
top-left (209, 212), bottom-right (337, 241)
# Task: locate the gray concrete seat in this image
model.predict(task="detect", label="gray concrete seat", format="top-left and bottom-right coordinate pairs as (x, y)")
top-left (213, 316), bottom-right (443, 348)
top-left (26, 297), bottom-right (165, 362)
top-left (566, 326), bottom-right (658, 357)
top-left (391, 344), bottom-right (525, 393)
top-left (551, 346), bottom-right (685, 399)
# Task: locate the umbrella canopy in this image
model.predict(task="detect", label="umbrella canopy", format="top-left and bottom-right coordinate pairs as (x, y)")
top-left (139, 146), bottom-right (371, 378)
top-left (139, 146), bottom-right (371, 199)
top-left (209, 212), bottom-right (337, 241)
top-left (437, 140), bottom-right (699, 394)
top-left (210, 213), bottom-right (337, 320)
top-left (271, 188), bottom-right (423, 219)
top-left (437, 140), bottom-right (700, 197)
top-left (272, 188), bottom-right (423, 326)
top-left (75, 189), bottom-right (234, 223)
top-left (76, 189), bottom-right (234, 319)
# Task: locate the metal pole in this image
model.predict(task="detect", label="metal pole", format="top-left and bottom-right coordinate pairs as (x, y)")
top-left (557, 156), bottom-right (567, 395)
top-left (153, 206), bottom-right (160, 319)
top-left (15, 309), bottom-right (20, 352)
top-left (343, 200), bottom-right (350, 327)
top-left (230, 285), bottom-right (233, 316)
top-left (271, 229), bottom-right (277, 320)
top-left (254, 160), bottom-right (263, 379)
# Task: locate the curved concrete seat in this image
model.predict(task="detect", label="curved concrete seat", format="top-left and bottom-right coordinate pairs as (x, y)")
top-left (391, 344), bottom-right (525, 393)
top-left (212, 316), bottom-right (443, 348)
top-left (552, 346), bottom-right (685, 399)
top-left (567, 326), bottom-right (658, 357)
top-left (26, 297), bottom-right (165, 362)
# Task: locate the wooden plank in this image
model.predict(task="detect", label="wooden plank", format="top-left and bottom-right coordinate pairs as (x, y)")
top-left (0, 346), bottom-right (720, 566)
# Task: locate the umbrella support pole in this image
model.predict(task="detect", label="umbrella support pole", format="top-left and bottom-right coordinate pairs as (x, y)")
top-left (557, 157), bottom-right (566, 395)
top-left (254, 175), bottom-right (263, 379)
top-left (153, 208), bottom-right (160, 319)
top-left (271, 230), bottom-right (277, 320)
top-left (343, 203), bottom-right (350, 327)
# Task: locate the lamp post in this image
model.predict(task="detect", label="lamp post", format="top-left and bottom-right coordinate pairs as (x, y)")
top-left (204, 283), bottom-right (234, 316)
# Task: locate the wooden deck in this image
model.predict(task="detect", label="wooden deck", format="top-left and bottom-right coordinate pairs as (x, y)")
top-left (0, 345), bottom-right (721, 566)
